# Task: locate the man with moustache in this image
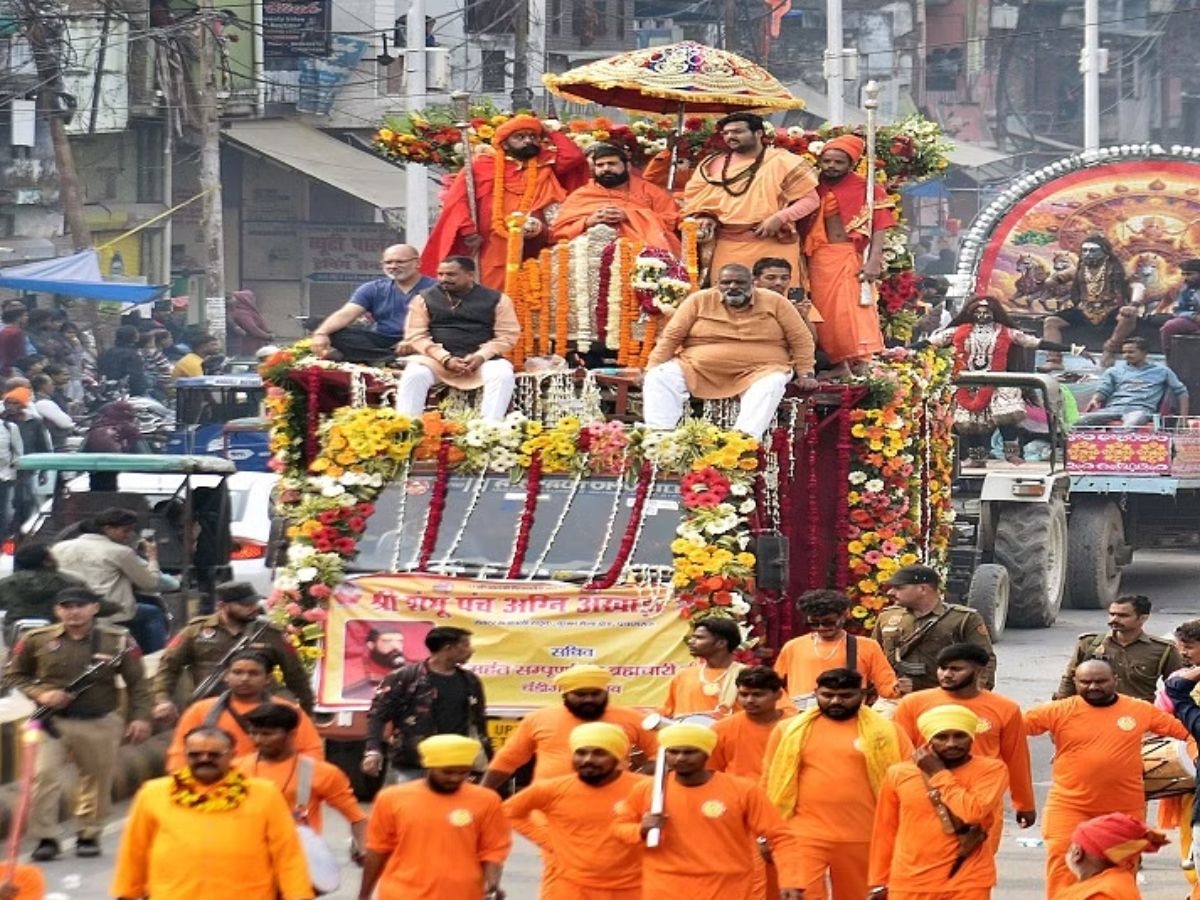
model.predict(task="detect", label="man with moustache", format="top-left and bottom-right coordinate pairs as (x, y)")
top-left (482, 664), bottom-right (656, 789)
top-left (868, 704), bottom-right (1009, 900)
top-left (682, 112), bottom-right (820, 286)
top-left (503, 722), bottom-right (646, 900)
top-left (799, 135), bottom-right (896, 374)
top-left (892, 644), bottom-right (1036, 846)
top-left (1026, 658), bottom-right (1188, 898)
top-left (660, 616), bottom-right (747, 720)
top-left (396, 256), bottom-right (519, 422)
top-left (344, 628), bottom-right (409, 700)
top-left (763, 667), bottom-right (912, 900)
top-left (111, 727), bottom-right (312, 900)
top-left (643, 263), bottom-right (816, 439)
top-left (753, 257), bottom-right (823, 345)
top-left (553, 143), bottom-right (681, 253)
top-left (360, 734), bottom-right (512, 900)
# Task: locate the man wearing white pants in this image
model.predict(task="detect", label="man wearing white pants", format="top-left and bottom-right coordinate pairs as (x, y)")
top-left (397, 256), bottom-right (520, 421)
top-left (643, 263), bottom-right (818, 438)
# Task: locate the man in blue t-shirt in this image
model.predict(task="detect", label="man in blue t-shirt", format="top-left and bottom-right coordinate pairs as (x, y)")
top-left (1076, 336), bottom-right (1190, 427)
top-left (310, 243), bottom-right (436, 363)
top-left (1159, 258), bottom-right (1200, 353)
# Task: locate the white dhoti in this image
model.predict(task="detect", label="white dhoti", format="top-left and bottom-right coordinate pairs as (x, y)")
top-left (642, 359), bottom-right (789, 438)
top-left (396, 358), bottom-right (516, 421)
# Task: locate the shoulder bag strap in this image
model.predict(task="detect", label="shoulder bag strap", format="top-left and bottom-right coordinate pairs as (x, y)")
top-left (846, 634), bottom-right (858, 672)
top-left (296, 754), bottom-right (316, 810)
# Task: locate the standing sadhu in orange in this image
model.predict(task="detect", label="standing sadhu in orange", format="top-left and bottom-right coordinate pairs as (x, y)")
top-left (503, 722), bottom-right (646, 900)
top-left (892, 643), bottom-right (1037, 849)
top-left (1058, 812), bottom-right (1167, 900)
top-left (614, 723), bottom-right (806, 900)
top-left (421, 115), bottom-right (589, 291)
top-left (659, 617), bottom-right (747, 720)
top-left (1025, 658), bottom-right (1188, 899)
top-left (360, 734), bottom-right (512, 900)
top-left (799, 135), bottom-right (895, 375)
top-left (763, 667), bottom-right (912, 900)
top-left (868, 704), bottom-right (1009, 900)
top-left (708, 667), bottom-right (795, 778)
top-left (683, 113), bottom-right (820, 286)
top-left (552, 143), bottom-right (681, 254)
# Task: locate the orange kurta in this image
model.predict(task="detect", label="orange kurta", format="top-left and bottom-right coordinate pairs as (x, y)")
top-left (659, 663), bottom-right (746, 719)
top-left (869, 756), bottom-right (1009, 893)
top-left (488, 704), bottom-right (657, 783)
top-left (683, 147), bottom-right (819, 285)
top-left (892, 688), bottom-right (1035, 815)
top-left (708, 709), bottom-right (796, 779)
top-left (773, 633), bottom-right (900, 700)
top-left (614, 771), bottom-right (803, 899)
top-left (1025, 695), bottom-right (1188, 898)
top-left (366, 780), bottom-right (512, 900)
top-left (643, 151), bottom-right (694, 196)
top-left (805, 192), bottom-right (886, 365)
top-left (764, 713), bottom-right (913, 900)
top-left (110, 775), bottom-right (313, 900)
top-left (503, 770), bottom-right (646, 899)
top-left (645, 289), bottom-right (815, 400)
top-left (233, 752), bottom-right (366, 834)
top-left (1057, 866), bottom-right (1141, 900)
top-left (166, 696), bottom-right (324, 772)
top-left (1, 865), bottom-right (44, 900)
top-left (552, 176), bottom-right (681, 254)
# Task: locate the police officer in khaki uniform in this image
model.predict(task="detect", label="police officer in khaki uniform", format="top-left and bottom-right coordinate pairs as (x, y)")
top-left (871, 564), bottom-right (997, 694)
top-left (152, 581), bottom-right (314, 719)
top-left (1054, 594), bottom-right (1181, 702)
top-left (3, 586), bottom-right (152, 861)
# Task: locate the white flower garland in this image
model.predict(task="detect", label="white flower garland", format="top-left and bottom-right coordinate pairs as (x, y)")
top-left (571, 233), bottom-right (593, 350)
top-left (606, 243), bottom-right (624, 341)
top-left (387, 458), bottom-right (412, 572)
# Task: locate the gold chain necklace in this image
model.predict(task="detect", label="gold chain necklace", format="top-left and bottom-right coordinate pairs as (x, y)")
top-left (810, 632), bottom-right (844, 661)
top-left (698, 661), bottom-right (732, 697)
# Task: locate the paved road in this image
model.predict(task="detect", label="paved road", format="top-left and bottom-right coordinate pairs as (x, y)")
top-left (25, 548), bottom-right (1200, 899)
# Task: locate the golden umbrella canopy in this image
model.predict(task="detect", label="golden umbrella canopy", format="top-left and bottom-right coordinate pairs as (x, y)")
top-left (542, 41), bottom-right (806, 114)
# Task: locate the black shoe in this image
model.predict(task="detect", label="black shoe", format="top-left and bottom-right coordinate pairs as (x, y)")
top-left (75, 837), bottom-right (100, 858)
top-left (31, 839), bottom-right (59, 861)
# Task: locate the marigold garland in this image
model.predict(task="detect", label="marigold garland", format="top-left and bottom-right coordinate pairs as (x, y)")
top-left (680, 219), bottom-right (701, 290)
top-left (535, 251), bottom-right (552, 356)
top-left (638, 315), bottom-right (659, 369)
top-left (170, 770), bottom-right (249, 813)
top-left (616, 240), bottom-right (639, 366)
top-left (491, 154), bottom-right (540, 237)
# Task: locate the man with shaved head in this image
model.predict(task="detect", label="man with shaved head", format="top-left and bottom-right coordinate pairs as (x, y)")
top-left (1025, 658), bottom-right (1188, 897)
top-left (310, 243), bottom-right (435, 363)
top-left (643, 263), bottom-right (817, 439)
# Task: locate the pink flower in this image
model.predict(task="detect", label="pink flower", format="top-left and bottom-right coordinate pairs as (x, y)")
top-left (864, 550), bottom-right (883, 564)
top-left (301, 607), bottom-right (328, 623)
top-left (881, 540), bottom-right (901, 555)
top-left (285, 602), bottom-right (302, 617)
top-left (308, 583), bottom-right (332, 599)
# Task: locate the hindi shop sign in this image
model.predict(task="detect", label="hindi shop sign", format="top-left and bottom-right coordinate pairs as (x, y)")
top-left (318, 573), bottom-right (692, 713)
top-left (302, 225), bottom-right (393, 285)
top-left (263, 0), bottom-right (331, 61)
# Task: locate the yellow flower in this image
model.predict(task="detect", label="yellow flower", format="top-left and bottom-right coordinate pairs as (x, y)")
top-left (735, 552), bottom-right (755, 567)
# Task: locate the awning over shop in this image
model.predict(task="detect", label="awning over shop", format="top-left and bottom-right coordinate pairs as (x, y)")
top-left (0, 249), bottom-right (166, 304)
top-left (222, 119), bottom-right (406, 210)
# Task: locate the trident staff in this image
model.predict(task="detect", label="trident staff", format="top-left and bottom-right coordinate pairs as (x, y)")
top-left (451, 90), bottom-right (481, 263)
top-left (860, 80), bottom-right (881, 307)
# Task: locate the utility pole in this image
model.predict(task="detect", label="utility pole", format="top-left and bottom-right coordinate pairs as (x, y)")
top-left (512, 0), bottom-right (530, 110)
top-left (825, 0), bottom-right (845, 124)
top-left (1081, 0), bottom-right (1101, 150)
top-left (405, 0), bottom-right (430, 244)
top-left (196, 5), bottom-right (226, 312)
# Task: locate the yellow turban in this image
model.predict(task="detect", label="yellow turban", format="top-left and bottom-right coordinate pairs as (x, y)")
top-left (916, 704), bottom-right (980, 741)
top-left (569, 722), bottom-right (630, 760)
top-left (659, 722), bottom-right (718, 755)
top-left (418, 734), bottom-right (481, 769)
top-left (554, 665), bottom-right (612, 694)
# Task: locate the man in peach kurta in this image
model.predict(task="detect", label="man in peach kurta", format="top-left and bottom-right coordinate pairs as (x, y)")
top-left (504, 722), bottom-right (646, 900)
top-left (614, 723), bottom-right (805, 899)
top-left (660, 617), bottom-right (747, 720)
top-left (421, 114), bottom-right (587, 291)
top-left (869, 704), bottom-right (1009, 900)
top-left (799, 135), bottom-right (895, 370)
top-left (1025, 659), bottom-right (1188, 898)
top-left (553, 143), bottom-right (681, 254)
top-left (111, 727), bottom-right (313, 900)
top-left (774, 589), bottom-right (900, 705)
top-left (361, 735), bottom-right (512, 900)
top-left (1058, 812), bottom-right (1166, 900)
top-left (892, 643), bottom-right (1036, 851)
top-left (483, 665), bottom-right (657, 787)
top-left (644, 265), bottom-right (816, 439)
top-left (764, 667), bottom-right (912, 900)
top-left (683, 113), bottom-right (819, 285)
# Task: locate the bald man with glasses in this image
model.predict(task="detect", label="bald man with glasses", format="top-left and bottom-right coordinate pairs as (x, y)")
top-left (310, 243), bottom-right (435, 363)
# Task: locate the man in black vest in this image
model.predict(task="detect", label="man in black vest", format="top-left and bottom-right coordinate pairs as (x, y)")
top-left (396, 255), bottom-right (520, 420)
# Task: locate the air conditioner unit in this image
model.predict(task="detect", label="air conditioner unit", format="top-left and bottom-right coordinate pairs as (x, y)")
top-left (427, 47), bottom-right (449, 91)
top-left (10, 98), bottom-right (34, 147)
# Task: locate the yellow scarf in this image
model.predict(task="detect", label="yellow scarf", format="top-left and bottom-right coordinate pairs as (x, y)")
top-left (765, 705), bottom-right (904, 819)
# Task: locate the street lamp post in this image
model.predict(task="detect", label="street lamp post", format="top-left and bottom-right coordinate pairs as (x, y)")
top-left (405, 0), bottom-right (430, 243)
top-left (825, 0), bottom-right (845, 124)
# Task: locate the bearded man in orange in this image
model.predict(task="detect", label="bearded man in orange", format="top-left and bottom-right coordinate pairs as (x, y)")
top-left (1025, 658), bottom-right (1188, 898)
top-left (422, 115), bottom-right (588, 290)
top-left (763, 667), bottom-right (912, 900)
top-left (553, 143), bottom-right (681, 254)
top-left (799, 135), bottom-right (895, 374)
top-left (503, 722), bottom-right (646, 900)
top-left (1059, 813), bottom-right (1167, 900)
top-left (614, 722), bottom-right (805, 899)
top-left (683, 113), bottom-right (819, 286)
top-left (868, 704), bottom-right (1009, 900)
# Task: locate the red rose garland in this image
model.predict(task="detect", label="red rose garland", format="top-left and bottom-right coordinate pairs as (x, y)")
top-left (770, 425), bottom-right (794, 637)
top-left (834, 405), bottom-right (854, 591)
top-left (586, 461), bottom-right (653, 590)
top-left (804, 410), bottom-right (820, 589)
top-left (305, 368), bottom-right (321, 462)
top-left (680, 467), bottom-right (730, 509)
top-left (506, 451), bottom-right (543, 578)
top-left (595, 242), bottom-right (617, 346)
top-left (417, 437), bottom-right (453, 570)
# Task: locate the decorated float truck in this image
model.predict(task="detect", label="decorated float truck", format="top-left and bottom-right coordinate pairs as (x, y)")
top-left (261, 349), bottom-right (958, 795)
top-left (950, 143), bottom-right (1200, 620)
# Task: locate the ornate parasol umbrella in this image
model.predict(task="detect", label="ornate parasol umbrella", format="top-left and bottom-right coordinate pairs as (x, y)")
top-left (542, 40), bottom-right (806, 114)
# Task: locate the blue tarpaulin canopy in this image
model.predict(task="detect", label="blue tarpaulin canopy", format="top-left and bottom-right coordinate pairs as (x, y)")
top-left (901, 179), bottom-right (950, 200)
top-left (0, 249), bottom-right (167, 304)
